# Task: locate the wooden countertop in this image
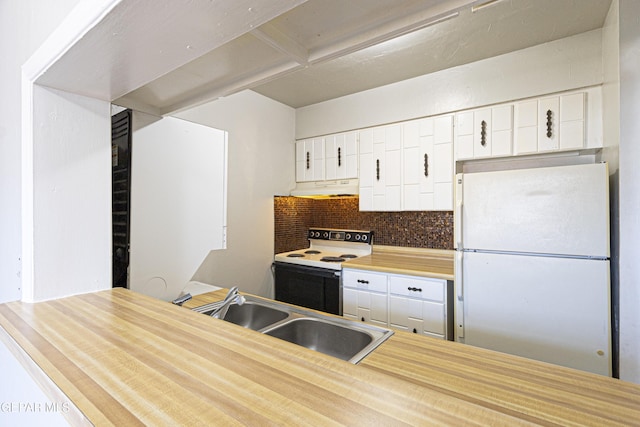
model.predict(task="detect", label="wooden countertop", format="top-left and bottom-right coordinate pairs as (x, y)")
top-left (1, 288), bottom-right (639, 426)
top-left (343, 246), bottom-right (455, 280)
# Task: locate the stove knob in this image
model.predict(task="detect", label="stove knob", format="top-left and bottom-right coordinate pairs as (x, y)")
top-left (345, 233), bottom-right (351, 241)
top-left (323, 232), bottom-right (329, 239)
top-left (362, 234), bottom-right (368, 242)
top-left (355, 234), bottom-right (360, 241)
top-left (315, 232), bottom-right (320, 238)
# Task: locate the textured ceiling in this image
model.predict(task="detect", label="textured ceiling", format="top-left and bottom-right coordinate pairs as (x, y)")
top-left (114, 0), bottom-right (612, 113)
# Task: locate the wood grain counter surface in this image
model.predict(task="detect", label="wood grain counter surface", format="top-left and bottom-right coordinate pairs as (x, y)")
top-left (343, 246), bottom-right (455, 280)
top-left (1, 288), bottom-right (639, 426)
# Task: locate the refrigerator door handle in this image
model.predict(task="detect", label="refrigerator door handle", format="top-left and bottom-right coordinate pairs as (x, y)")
top-left (455, 250), bottom-right (464, 340)
top-left (454, 174), bottom-right (463, 249)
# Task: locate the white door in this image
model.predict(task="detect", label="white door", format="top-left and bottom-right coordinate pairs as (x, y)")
top-left (460, 251), bottom-right (611, 376)
top-left (458, 163), bottom-right (609, 257)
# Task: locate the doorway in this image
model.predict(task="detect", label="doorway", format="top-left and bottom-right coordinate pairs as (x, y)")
top-left (111, 109), bottom-right (132, 288)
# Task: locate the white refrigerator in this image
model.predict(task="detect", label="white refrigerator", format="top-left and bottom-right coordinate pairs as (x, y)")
top-left (454, 162), bottom-right (611, 376)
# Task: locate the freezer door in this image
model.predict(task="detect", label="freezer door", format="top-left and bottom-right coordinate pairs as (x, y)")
top-left (460, 251), bottom-right (611, 376)
top-left (461, 163), bottom-right (609, 257)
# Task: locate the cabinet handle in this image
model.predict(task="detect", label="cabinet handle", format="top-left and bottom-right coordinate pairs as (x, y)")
top-left (408, 286), bottom-right (422, 292)
top-left (423, 153), bottom-right (429, 177)
top-left (306, 151), bottom-right (310, 169)
top-left (546, 109), bottom-right (553, 138)
top-left (480, 120), bottom-right (487, 146)
top-left (338, 147), bottom-right (342, 167)
top-left (376, 159), bottom-right (380, 181)
top-left (412, 328), bottom-right (417, 334)
top-left (361, 317), bottom-right (365, 322)
top-left (357, 279), bottom-right (370, 284)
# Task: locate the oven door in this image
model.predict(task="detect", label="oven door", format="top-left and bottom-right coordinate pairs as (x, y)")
top-left (273, 262), bottom-right (342, 315)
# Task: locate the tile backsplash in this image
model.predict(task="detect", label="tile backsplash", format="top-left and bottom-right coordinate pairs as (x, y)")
top-left (274, 196), bottom-right (453, 254)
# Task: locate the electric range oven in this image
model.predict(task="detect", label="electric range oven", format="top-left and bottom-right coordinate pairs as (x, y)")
top-left (273, 228), bottom-right (373, 315)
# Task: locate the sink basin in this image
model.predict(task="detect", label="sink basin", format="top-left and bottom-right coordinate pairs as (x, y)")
top-left (191, 294), bottom-right (393, 363)
top-left (264, 318), bottom-right (374, 362)
top-left (197, 300), bottom-right (289, 331)
top-left (220, 302), bottom-right (289, 330)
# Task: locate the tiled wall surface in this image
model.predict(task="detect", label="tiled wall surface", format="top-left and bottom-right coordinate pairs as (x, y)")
top-left (274, 196), bottom-right (453, 253)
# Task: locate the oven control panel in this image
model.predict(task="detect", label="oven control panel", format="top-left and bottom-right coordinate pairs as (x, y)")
top-left (308, 228), bottom-right (373, 244)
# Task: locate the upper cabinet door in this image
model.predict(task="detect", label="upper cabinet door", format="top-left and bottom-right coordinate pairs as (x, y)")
top-left (360, 124), bottom-right (401, 211)
top-left (326, 131), bottom-right (358, 181)
top-left (491, 104), bottom-right (513, 157)
top-left (514, 91), bottom-right (586, 155)
top-left (295, 138), bottom-right (325, 182)
top-left (538, 96), bottom-right (560, 152)
top-left (472, 108), bottom-right (492, 158)
top-left (559, 92), bottom-right (585, 151)
top-left (403, 119), bottom-right (434, 210)
top-left (455, 107), bottom-right (512, 160)
top-left (402, 114), bottom-right (453, 211)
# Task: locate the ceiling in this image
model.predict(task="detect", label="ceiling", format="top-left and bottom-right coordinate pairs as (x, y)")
top-left (114, 0), bottom-right (612, 114)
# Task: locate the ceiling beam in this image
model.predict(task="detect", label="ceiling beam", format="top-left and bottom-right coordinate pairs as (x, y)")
top-left (307, 0), bottom-right (474, 64)
top-left (32, 0), bottom-right (309, 102)
top-left (251, 23), bottom-right (309, 65)
top-left (160, 60), bottom-right (306, 115)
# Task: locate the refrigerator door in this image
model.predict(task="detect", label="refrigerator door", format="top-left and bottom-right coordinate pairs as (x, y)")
top-left (459, 163), bottom-right (609, 257)
top-left (460, 251), bottom-right (611, 376)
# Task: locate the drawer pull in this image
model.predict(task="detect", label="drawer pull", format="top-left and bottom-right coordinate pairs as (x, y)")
top-left (361, 317), bottom-right (365, 322)
top-left (408, 286), bottom-right (422, 292)
top-left (412, 328), bottom-right (417, 334)
top-left (357, 279), bottom-right (370, 284)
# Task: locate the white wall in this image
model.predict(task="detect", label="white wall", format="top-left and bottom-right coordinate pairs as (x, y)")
top-left (175, 90), bottom-right (295, 298)
top-left (296, 30), bottom-right (603, 139)
top-left (602, 0), bottom-right (621, 379)
top-left (26, 86), bottom-right (112, 302)
top-left (618, 0), bottom-right (640, 384)
top-left (129, 114), bottom-right (227, 301)
top-left (0, 0), bottom-right (83, 303)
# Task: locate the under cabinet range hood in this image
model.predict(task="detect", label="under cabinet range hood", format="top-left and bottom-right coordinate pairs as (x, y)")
top-left (290, 179), bottom-right (359, 198)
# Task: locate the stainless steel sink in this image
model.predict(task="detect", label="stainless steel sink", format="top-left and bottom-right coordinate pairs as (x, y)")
top-left (192, 295), bottom-right (393, 363)
top-left (193, 298), bottom-right (289, 331)
top-left (264, 318), bottom-right (377, 363)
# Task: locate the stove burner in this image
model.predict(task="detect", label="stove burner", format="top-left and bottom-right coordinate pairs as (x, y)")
top-left (287, 253), bottom-right (305, 258)
top-left (340, 254), bottom-right (357, 259)
top-left (305, 250), bottom-right (321, 254)
top-left (320, 256), bottom-right (345, 263)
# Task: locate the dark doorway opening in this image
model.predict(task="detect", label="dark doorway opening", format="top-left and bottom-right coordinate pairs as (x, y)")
top-left (111, 109), bottom-right (132, 288)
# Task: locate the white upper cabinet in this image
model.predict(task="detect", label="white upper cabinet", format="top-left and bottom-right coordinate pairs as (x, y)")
top-left (457, 89), bottom-right (598, 161)
top-left (455, 105), bottom-right (513, 160)
top-left (403, 115), bottom-right (453, 211)
top-left (515, 93), bottom-right (586, 155)
top-left (296, 131), bottom-right (358, 183)
top-left (325, 131), bottom-right (358, 180)
top-left (359, 124), bottom-right (402, 211)
top-left (296, 138), bottom-right (325, 182)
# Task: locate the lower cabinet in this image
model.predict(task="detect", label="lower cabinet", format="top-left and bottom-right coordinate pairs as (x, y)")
top-left (343, 268), bottom-right (453, 340)
top-left (342, 270), bottom-right (388, 327)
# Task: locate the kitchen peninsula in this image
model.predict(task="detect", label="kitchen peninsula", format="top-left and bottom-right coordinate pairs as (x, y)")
top-left (0, 288), bottom-right (638, 425)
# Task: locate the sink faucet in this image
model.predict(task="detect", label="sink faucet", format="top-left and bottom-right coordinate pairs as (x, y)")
top-left (210, 286), bottom-right (245, 319)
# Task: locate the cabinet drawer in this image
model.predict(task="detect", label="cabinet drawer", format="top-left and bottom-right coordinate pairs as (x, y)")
top-left (388, 275), bottom-right (444, 302)
top-left (343, 269), bottom-right (387, 293)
